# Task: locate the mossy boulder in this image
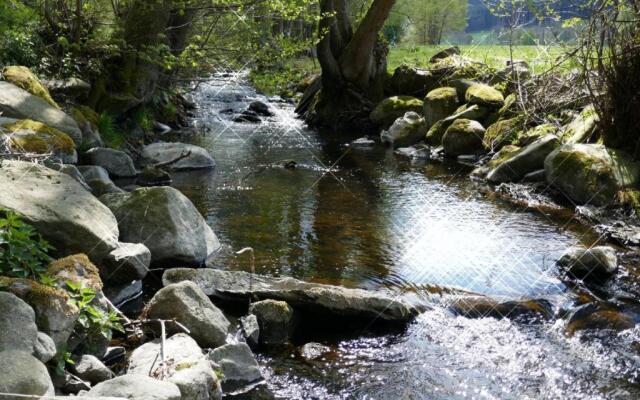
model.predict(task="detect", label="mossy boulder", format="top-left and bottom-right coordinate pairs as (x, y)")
top-left (483, 117), bottom-right (524, 151)
top-left (1, 66), bottom-right (58, 108)
top-left (465, 84), bottom-right (505, 108)
top-left (498, 93), bottom-right (518, 118)
top-left (249, 299), bottom-right (295, 345)
top-left (425, 104), bottom-right (490, 146)
top-left (48, 254), bottom-right (103, 292)
top-left (471, 144), bottom-right (522, 179)
top-left (516, 123), bottom-right (558, 146)
top-left (423, 87), bottom-right (459, 127)
top-left (565, 303), bottom-right (635, 335)
top-left (0, 277), bottom-right (79, 349)
top-left (560, 104), bottom-right (599, 144)
top-left (380, 111), bottom-right (427, 148)
top-left (0, 119), bottom-right (77, 163)
top-left (487, 134), bottom-right (560, 183)
top-left (71, 106), bottom-right (103, 149)
top-left (387, 65), bottom-right (442, 97)
top-left (544, 144), bottom-right (640, 206)
top-left (442, 119), bottom-right (486, 157)
top-left (370, 96), bottom-right (423, 127)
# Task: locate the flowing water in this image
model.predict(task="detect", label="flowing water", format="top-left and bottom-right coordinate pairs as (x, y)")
top-left (168, 75), bottom-right (640, 399)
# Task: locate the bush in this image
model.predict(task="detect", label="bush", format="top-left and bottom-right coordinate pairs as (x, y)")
top-left (97, 113), bottom-right (125, 148)
top-left (0, 209), bottom-right (53, 281)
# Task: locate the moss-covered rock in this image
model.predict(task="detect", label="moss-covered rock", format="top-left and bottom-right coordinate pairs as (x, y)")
top-left (487, 134), bottom-right (560, 183)
top-left (617, 189), bottom-right (640, 217)
top-left (483, 117), bottom-right (524, 151)
top-left (544, 144), bottom-right (640, 206)
top-left (498, 93), bottom-right (518, 118)
top-left (465, 83), bottom-right (505, 108)
top-left (560, 104), bottom-right (599, 144)
top-left (565, 303), bottom-right (635, 335)
top-left (48, 254), bottom-right (103, 292)
top-left (423, 87), bottom-right (459, 127)
top-left (425, 104), bottom-right (490, 146)
top-left (387, 65), bottom-right (442, 97)
top-left (380, 111), bottom-right (427, 148)
top-left (442, 118), bottom-right (486, 157)
top-left (0, 277), bottom-right (79, 349)
top-left (370, 96), bottom-right (424, 127)
top-left (0, 119), bottom-right (77, 163)
top-left (516, 123), bottom-right (558, 146)
top-left (471, 144), bottom-right (523, 179)
top-left (1, 66), bottom-right (59, 108)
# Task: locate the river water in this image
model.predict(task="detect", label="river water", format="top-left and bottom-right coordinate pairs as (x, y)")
top-left (169, 76), bottom-right (640, 399)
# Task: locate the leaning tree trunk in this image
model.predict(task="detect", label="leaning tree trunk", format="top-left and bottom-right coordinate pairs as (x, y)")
top-left (297, 0), bottom-right (396, 134)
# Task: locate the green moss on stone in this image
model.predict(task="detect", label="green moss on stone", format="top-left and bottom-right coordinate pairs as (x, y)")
top-left (483, 117), bottom-right (524, 151)
top-left (2, 66), bottom-right (59, 108)
top-left (47, 254), bottom-right (103, 291)
top-left (1, 119), bottom-right (76, 154)
top-left (466, 84), bottom-right (505, 108)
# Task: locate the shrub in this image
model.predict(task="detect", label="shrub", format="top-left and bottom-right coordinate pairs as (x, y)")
top-left (97, 113), bottom-right (125, 148)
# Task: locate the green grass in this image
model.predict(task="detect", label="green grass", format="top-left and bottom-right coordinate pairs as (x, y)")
top-left (387, 44), bottom-right (573, 73)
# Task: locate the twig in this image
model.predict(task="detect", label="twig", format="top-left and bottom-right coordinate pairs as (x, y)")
top-left (154, 150), bottom-right (192, 169)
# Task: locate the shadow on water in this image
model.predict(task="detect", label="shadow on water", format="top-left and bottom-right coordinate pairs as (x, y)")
top-left (167, 76), bottom-right (639, 399)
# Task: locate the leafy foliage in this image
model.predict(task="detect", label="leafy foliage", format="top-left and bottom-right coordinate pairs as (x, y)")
top-left (0, 209), bottom-right (54, 281)
top-left (97, 113), bottom-right (125, 148)
top-left (66, 280), bottom-right (124, 342)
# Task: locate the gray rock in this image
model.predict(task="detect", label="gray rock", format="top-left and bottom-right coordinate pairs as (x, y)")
top-left (0, 292), bottom-right (38, 354)
top-left (0, 350), bottom-right (54, 400)
top-left (104, 281), bottom-right (143, 309)
top-left (208, 343), bottom-right (263, 391)
top-left (0, 160), bottom-right (119, 263)
top-left (544, 144), bottom-right (640, 206)
top-left (84, 148), bottom-right (137, 177)
top-left (442, 119), bottom-right (486, 157)
top-left (240, 314), bottom-right (260, 348)
top-left (394, 146), bottom-right (430, 160)
top-left (487, 134), bottom-right (559, 183)
top-left (145, 281), bottom-right (230, 348)
top-left (127, 334), bottom-right (221, 400)
top-left (46, 77), bottom-right (91, 99)
top-left (0, 81), bottom-right (82, 144)
top-left (249, 300), bottom-right (294, 345)
top-left (380, 112), bottom-right (427, 148)
top-left (49, 164), bottom-right (91, 191)
top-left (101, 242), bottom-right (151, 285)
top-left (423, 87), bottom-right (459, 127)
top-left (33, 332), bottom-right (57, 363)
top-left (78, 165), bottom-right (111, 182)
top-left (86, 375), bottom-right (181, 400)
top-left (72, 355), bottom-right (113, 384)
top-left (249, 101), bottom-right (274, 117)
top-left (140, 142), bottom-right (215, 171)
top-left (100, 187), bottom-right (220, 266)
top-left (88, 179), bottom-right (126, 196)
top-left (557, 246), bottom-right (618, 281)
top-left (163, 268), bottom-right (417, 323)
top-left (561, 104), bottom-right (599, 144)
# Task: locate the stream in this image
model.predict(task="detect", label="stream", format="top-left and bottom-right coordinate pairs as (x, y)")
top-left (167, 75), bottom-right (640, 399)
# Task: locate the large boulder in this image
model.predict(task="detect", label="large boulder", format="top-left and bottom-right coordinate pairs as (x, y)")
top-left (2, 66), bottom-right (58, 108)
top-left (387, 65), bottom-right (441, 97)
top-left (0, 81), bottom-right (82, 144)
top-left (86, 375), bottom-right (181, 400)
top-left (84, 148), bottom-right (137, 178)
top-left (565, 303), bottom-right (635, 335)
top-left (423, 87), bottom-right (459, 127)
top-left (370, 96), bottom-right (423, 127)
top-left (208, 343), bottom-right (263, 392)
top-left (140, 142), bottom-right (216, 171)
top-left (424, 104), bottom-right (489, 146)
top-left (486, 134), bottom-right (560, 183)
top-left (0, 292), bottom-right (39, 354)
top-left (544, 144), bottom-right (640, 206)
top-left (380, 111), bottom-right (426, 148)
top-left (0, 160), bottom-right (119, 262)
top-left (144, 281), bottom-right (230, 349)
top-left (0, 119), bottom-right (77, 163)
top-left (442, 119), bottom-right (486, 157)
top-left (249, 300), bottom-right (295, 345)
top-left (127, 334), bottom-right (221, 400)
top-left (0, 350), bottom-right (54, 400)
top-left (465, 84), bottom-right (505, 108)
top-left (0, 277), bottom-right (79, 349)
top-left (561, 105), bottom-right (599, 144)
top-left (100, 187), bottom-right (220, 266)
top-left (483, 117), bottom-right (523, 151)
top-left (163, 269), bottom-right (417, 324)
top-left (556, 246), bottom-right (618, 281)
top-left (46, 77), bottom-right (91, 100)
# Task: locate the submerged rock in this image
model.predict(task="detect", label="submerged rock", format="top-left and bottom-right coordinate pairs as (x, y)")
top-left (556, 246), bottom-right (618, 281)
top-left (299, 342), bottom-right (332, 361)
top-left (442, 119), bottom-right (485, 157)
top-left (544, 144), bottom-right (640, 206)
top-left (163, 269), bottom-right (417, 323)
top-left (394, 145), bottom-right (430, 160)
top-left (449, 296), bottom-right (553, 322)
top-left (208, 342), bottom-right (263, 392)
top-left (370, 96), bottom-right (423, 128)
top-left (100, 187), bottom-right (220, 266)
top-left (86, 375), bottom-right (181, 400)
top-left (349, 136), bottom-right (376, 148)
top-left (249, 299), bottom-right (295, 345)
top-left (0, 81), bottom-right (82, 144)
top-left (0, 161), bottom-right (120, 262)
top-left (380, 111), bottom-right (426, 148)
top-left (565, 303), bottom-right (635, 335)
top-left (140, 142), bottom-right (215, 171)
top-left (249, 100), bottom-right (274, 117)
top-left (144, 281), bottom-right (230, 349)
top-left (127, 333), bottom-right (221, 400)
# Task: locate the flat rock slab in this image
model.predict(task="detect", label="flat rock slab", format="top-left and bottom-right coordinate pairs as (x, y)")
top-left (163, 269), bottom-right (417, 323)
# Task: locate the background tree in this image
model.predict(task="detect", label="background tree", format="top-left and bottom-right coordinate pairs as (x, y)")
top-left (395, 0), bottom-right (468, 45)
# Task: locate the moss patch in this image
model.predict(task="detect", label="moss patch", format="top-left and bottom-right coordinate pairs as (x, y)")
top-left (0, 276), bottom-right (75, 316)
top-left (483, 117), bottom-right (524, 151)
top-left (1, 119), bottom-right (76, 154)
top-left (47, 254), bottom-right (103, 291)
top-left (516, 123), bottom-right (558, 146)
top-left (466, 84), bottom-right (505, 108)
top-left (370, 96), bottom-right (424, 126)
top-left (2, 66), bottom-right (59, 108)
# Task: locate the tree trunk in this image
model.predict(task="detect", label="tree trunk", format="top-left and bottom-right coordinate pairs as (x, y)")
top-left (298, 0), bottom-right (395, 134)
